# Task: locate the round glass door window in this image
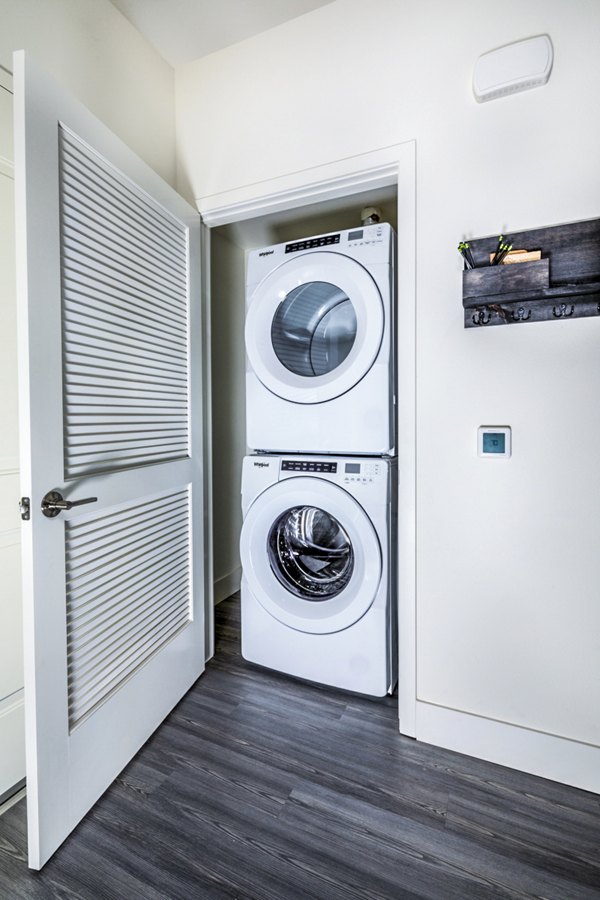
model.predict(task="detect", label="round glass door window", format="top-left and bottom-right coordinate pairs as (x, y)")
top-left (271, 282), bottom-right (357, 377)
top-left (268, 506), bottom-right (354, 600)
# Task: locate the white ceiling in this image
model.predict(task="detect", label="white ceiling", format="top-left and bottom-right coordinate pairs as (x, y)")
top-left (110, 0), bottom-right (335, 67)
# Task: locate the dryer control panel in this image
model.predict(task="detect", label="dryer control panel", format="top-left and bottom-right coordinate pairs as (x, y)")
top-left (285, 234), bottom-right (340, 253)
top-left (247, 222), bottom-right (394, 285)
top-left (346, 225), bottom-right (386, 247)
top-left (281, 459), bottom-right (337, 473)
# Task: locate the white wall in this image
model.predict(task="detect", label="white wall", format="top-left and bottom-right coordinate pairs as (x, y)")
top-left (175, 0), bottom-right (600, 774)
top-left (0, 72), bottom-right (25, 800)
top-left (0, 0), bottom-right (176, 185)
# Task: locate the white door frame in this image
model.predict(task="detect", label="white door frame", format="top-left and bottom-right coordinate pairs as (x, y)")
top-left (199, 141), bottom-right (417, 736)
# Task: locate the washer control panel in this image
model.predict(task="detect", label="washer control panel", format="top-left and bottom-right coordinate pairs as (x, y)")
top-left (277, 456), bottom-right (388, 489)
top-left (343, 460), bottom-right (382, 484)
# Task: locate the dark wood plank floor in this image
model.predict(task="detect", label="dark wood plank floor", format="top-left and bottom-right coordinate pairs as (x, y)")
top-left (1, 594), bottom-right (599, 899)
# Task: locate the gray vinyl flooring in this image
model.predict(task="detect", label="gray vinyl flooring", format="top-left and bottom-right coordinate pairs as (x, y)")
top-left (1, 594), bottom-right (599, 899)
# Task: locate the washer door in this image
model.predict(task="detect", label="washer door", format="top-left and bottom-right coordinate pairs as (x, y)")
top-left (245, 252), bottom-right (384, 404)
top-left (240, 478), bottom-right (382, 634)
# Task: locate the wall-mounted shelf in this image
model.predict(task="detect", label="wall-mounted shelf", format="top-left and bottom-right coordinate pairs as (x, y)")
top-left (462, 218), bottom-right (600, 327)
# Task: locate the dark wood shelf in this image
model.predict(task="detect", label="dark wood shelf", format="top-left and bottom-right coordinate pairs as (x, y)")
top-left (462, 218), bottom-right (600, 328)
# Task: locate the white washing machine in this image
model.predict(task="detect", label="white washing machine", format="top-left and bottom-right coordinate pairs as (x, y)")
top-left (245, 223), bottom-right (396, 455)
top-left (239, 454), bottom-right (397, 696)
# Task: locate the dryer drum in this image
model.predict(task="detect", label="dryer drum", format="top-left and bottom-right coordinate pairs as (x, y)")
top-left (268, 506), bottom-right (354, 601)
top-left (271, 281), bottom-right (357, 377)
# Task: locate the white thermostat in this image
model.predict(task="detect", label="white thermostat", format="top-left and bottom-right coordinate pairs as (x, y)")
top-left (478, 426), bottom-right (511, 458)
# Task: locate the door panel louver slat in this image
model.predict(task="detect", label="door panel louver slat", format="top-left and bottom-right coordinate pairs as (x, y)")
top-left (64, 339), bottom-right (188, 372)
top-left (67, 511), bottom-right (188, 567)
top-left (68, 592), bottom-right (189, 682)
top-left (64, 275), bottom-right (188, 328)
top-left (68, 611), bottom-right (191, 725)
top-left (64, 293), bottom-right (188, 346)
top-left (69, 584), bottom-right (190, 658)
top-left (63, 239), bottom-right (187, 305)
top-left (69, 595), bottom-right (190, 688)
top-left (67, 432), bottom-right (188, 448)
top-left (66, 528), bottom-right (189, 594)
top-left (61, 135), bottom-right (185, 242)
top-left (62, 203), bottom-right (189, 278)
top-left (63, 246), bottom-right (187, 311)
top-left (68, 566), bottom-right (189, 630)
top-left (65, 490), bottom-right (192, 729)
top-left (64, 265), bottom-right (188, 324)
top-left (63, 309), bottom-right (187, 354)
top-left (61, 173), bottom-right (186, 257)
top-left (67, 389), bottom-right (188, 404)
top-left (61, 136), bottom-right (185, 244)
top-left (63, 311), bottom-right (186, 354)
top-left (59, 126), bottom-right (190, 478)
top-left (67, 490), bottom-right (188, 540)
top-left (62, 191), bottom-right (187, 269)
top-left (62, 224), bottom-right (187, 293)
top-left (66, 545), bottom-right (190, 610)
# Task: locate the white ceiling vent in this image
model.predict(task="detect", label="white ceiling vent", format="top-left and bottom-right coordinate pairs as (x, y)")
top-left (473, 35), bottom-right (553, 103)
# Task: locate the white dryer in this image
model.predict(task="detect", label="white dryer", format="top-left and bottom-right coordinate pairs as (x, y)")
top-left (239, 454), bottom-right (397, 696)
top-left (245, 223), bottom-right (396, 455)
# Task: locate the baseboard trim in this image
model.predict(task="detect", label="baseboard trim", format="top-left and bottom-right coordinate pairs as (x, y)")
top-left (415, 701), bottom-right (600, 794)
top-left (214, 567), bottom-right (241, 605)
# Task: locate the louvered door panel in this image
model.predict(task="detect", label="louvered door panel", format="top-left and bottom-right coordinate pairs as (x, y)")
top-left (65, 489), bottom-right (192, 729)
top-left (17, 53), bottom-right (205, 870)
top-left (59, 126), bottom-right (190, 479)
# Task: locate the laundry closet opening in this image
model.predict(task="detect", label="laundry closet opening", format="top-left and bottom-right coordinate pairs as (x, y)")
top-left (208, 183), bottom-right (399, 623)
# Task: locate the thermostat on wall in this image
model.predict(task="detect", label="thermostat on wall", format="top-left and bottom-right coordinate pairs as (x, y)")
top-left (478, 426), bottom-right (511, 458)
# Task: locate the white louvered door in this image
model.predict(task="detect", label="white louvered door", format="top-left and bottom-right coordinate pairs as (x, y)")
top-left (14, 52), bottom-right (206, 869)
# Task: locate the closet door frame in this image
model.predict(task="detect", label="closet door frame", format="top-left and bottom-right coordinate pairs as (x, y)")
top-left (199, 141), bottom-right (418, 738)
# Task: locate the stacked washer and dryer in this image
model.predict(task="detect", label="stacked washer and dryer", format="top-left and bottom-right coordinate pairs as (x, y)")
top-left (240, 222), bottom-right (397, 696)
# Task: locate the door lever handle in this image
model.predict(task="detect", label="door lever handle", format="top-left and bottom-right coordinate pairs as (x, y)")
top-left (41, 490), bottom-right (98, 518)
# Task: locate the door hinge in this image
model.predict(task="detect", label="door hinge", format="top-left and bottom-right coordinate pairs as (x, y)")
top-left (19, 497), bottom-right (31, 521)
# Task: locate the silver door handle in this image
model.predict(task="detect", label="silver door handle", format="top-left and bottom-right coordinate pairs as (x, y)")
top-left (41, 490), bottom-right (98, 518)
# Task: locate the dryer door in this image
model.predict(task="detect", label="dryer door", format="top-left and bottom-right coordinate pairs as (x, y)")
top-left (245, 252), bottom-right (385, 404)
top-left (240, 478), bottom-right (382, 634)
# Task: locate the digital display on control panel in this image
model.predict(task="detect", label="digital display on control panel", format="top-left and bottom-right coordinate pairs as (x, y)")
top-left (282, 460), bottom-right (338, 473)
top-left (344, 463), bottom-right (361, 474)
top-left (285, 234), bottom-right (340, 253)
top-left (348, 230), bottom-right (363, 241)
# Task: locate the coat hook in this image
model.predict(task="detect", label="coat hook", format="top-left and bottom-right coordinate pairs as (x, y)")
top-left (511, 306), bottom-right (531, 322)
top-left (472, 309), bottom-right (491, 326)
top-left (552, 303), bottom-right (574, 318)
